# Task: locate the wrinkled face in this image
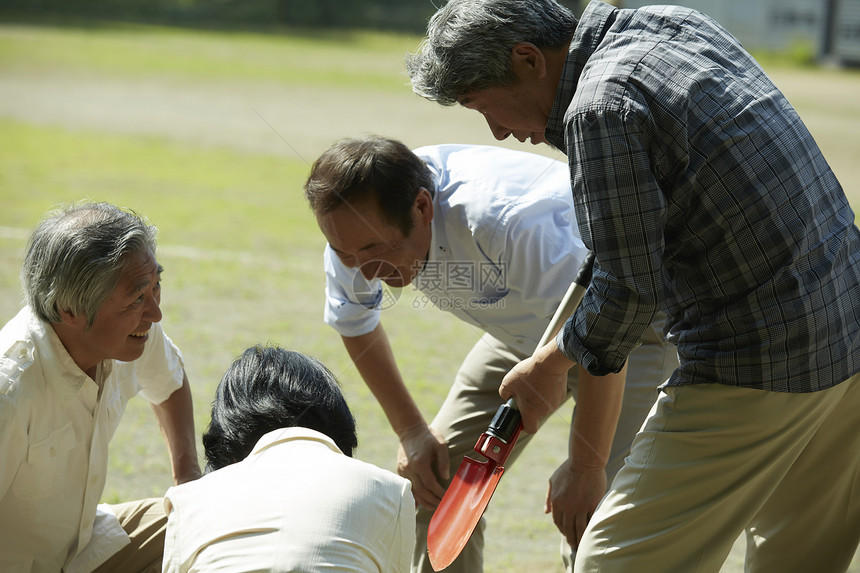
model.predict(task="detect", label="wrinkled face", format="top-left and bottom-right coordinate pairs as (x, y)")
top-left (75, 250), bottom-right (163, 369)
top-left (459, 83), bottom-right (550, 146)
top-left (316, 192), bottom-right (433, 288)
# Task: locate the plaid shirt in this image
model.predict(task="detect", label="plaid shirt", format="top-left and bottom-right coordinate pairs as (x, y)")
top-left (547, 1), bottom-right (860, 391)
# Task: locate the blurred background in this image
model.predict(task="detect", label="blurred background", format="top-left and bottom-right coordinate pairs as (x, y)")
top-left (3, 0), bottom-right (860, 66)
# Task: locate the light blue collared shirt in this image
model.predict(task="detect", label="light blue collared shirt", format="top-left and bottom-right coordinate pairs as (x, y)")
top-left (322, 144), bottom-right (589, 356)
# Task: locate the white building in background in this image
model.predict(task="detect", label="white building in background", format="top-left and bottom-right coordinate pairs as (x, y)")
top-left (830, 0), bottom-right (860, 62)
top-left (615, 0), bottom-right (860, 65)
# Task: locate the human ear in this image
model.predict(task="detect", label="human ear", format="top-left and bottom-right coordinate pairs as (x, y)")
top-left (415, 187), bottom-right (434, 224)
top-left (58, 307), bottom-right (87, 328)
top-left (511, 42), bottom-right (548, 79)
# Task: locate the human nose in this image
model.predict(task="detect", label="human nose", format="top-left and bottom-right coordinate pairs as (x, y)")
top-left (359, 259), bottom-right (386, 280)
top-left (485, 116), bottom-right (511, 141)
top-left (143, 291), bottom-right (163, 323)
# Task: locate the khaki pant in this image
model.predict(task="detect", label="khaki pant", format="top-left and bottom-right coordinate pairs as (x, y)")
top-left (412, 316), bottom-right (677, 573)
top-left (575, 372), bottom-right (860, 573)
top-left (93, 498), bottom-right (167, 573)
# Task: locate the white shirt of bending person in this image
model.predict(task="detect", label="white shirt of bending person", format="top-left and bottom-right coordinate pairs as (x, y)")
top-left (162, 427), bottom-right (416, 573)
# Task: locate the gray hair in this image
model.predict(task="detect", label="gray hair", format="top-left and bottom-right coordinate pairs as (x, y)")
top-left (406, 0), bottom-right (578, 106)
top-left (21, 202), bottom-right (158, 327)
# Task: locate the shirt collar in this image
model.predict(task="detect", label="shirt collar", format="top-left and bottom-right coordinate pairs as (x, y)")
top-left (427, 210), bottom-right (443, 264)
top-left (250, 427), bottom-right (345, 457)
top-left (414, 193), bottom-right (445, 284)
top-left (25, 307), bottom-right (94, 406)
top-left (545, 0), bottom-right (619, 149)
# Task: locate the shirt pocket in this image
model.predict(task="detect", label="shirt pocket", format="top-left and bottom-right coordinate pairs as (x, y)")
top-left (102, 389), bottom-right (129, 440)
top-left (12, 422), bottom-right (78, 500)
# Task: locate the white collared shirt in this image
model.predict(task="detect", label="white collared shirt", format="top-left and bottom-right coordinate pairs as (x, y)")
top-left (323, 144), bottom-right (588, 355)
top-left (0, 306), bottom-right (185, 573)
top-left (162, 427), bottom-right (416, 573)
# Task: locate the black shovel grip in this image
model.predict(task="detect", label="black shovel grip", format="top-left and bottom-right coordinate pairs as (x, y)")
top-left (486, 400), bottom-right (522, 442)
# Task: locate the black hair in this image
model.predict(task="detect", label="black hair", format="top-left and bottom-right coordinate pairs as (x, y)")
top-left (202, 345), bottom-right (358, 472)
top-left (303, 135), bottom-right (435, 236)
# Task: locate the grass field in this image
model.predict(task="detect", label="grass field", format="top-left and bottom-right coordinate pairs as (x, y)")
top-left (1, 19), bottom-right (859, 572)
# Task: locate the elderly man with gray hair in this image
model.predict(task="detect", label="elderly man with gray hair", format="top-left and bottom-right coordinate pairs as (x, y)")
top-left (0, 202), bottom-right (201, 573)
top-left (408, 1), bottom-right (860, 572)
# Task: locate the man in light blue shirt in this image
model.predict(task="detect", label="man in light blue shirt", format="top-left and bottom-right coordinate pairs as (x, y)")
top-left (305, 135), bottom-right (676, 573)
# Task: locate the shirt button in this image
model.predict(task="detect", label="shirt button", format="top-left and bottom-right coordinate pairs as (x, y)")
top-left (49, 447), bottom-right (57, 458)
top-left (89, 475), bottom-right (99, 486)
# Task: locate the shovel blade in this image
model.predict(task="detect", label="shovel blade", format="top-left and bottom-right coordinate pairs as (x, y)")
top-left (427, 456), bottom-right (505, 571)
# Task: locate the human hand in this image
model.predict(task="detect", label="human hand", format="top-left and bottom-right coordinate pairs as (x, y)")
top-left (544, 458), bottom-right (607, 548)
top-left (396, 424), bottom-right (450, 510)
top-left (499, 342), bottom-right (574, 433)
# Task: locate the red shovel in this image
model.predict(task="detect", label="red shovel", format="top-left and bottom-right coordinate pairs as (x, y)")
top-left (427, 252), bottom-right (595, 571)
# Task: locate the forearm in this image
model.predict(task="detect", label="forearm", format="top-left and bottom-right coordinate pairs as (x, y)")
top-left (544, 363), bottom-right (624, 546)
top-left (344, 325), bottom-right (449, 506)
top-left (151, 372), bottom-right (201, 484)
top-left (342, 325), bottom-right (427, 437)
top-left (568, 362), bottom-right (627, 470)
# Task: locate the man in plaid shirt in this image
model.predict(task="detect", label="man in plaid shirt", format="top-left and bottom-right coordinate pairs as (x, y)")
top-left (408, 1), bottom-right (860, 571)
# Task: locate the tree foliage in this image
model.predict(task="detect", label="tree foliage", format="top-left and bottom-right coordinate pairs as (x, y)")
top-left (3, 0), bottom-right (441, 32)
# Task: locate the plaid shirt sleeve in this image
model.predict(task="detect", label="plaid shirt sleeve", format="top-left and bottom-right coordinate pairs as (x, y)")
top-left (560, 107), bottom-right (666, 376)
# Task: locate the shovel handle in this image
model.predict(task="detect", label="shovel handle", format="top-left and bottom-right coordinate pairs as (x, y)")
top-left (507, 252), bottom-right (595, 413)
top-left (536, 251), bottom-right (595, 349)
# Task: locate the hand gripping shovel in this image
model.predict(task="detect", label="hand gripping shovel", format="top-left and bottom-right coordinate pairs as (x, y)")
top-left (427, 252), bottom-right (595, 571)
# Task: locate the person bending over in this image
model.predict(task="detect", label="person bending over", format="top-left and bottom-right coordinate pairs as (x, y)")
top-left (162, 345), bottom-right (415, 573)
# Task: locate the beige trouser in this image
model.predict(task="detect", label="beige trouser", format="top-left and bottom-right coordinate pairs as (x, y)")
top-left (412, 316), bottom-right (678, 573)
top-left (93, 498), bottom-right (167, 573)
top-left (574, 372), bottom-right (860, 573)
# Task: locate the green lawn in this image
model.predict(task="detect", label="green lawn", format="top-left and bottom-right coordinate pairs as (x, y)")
top-left (1, 19), bottom-right (858, 572)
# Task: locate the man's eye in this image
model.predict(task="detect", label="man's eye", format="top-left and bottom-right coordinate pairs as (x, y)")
top-left (370, 243), bottom-right (399, 257)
